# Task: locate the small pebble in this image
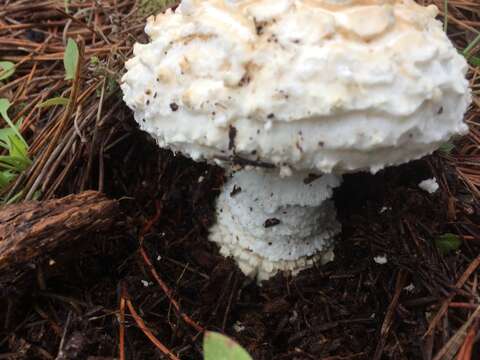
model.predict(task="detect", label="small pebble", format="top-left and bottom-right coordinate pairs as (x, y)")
top-left (379, 206), bottom-right (391, 214)
top-left (373, 255), bottom-right (388, 264)
top-left (418, 178), bottom-right (439, 194)
top-left (233, 321), bottom-right (245, 333)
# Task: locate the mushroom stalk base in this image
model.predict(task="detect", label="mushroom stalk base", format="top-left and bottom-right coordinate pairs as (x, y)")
top-left (209, 169), bottom-right (342, 282)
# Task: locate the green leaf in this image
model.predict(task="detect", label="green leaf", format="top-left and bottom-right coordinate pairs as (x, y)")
top-left (0, 98), bottom-right (10, 114)
top-left (203, 332), bottom-right (252, 360)
top-left (0, 170), bottom-right (15, 189)
top-left (0, 155), bottom-right (30, 171)
top-left (37, 97), bottom-right (70, 108)
top-left (0, 99), bottom-right (28, 148)
top-left (438, 142), bottom-right (455, 154)
top-left (0, 99), bottom-right (31, 194)
top-left (0, 61), bottom-right (15, 81)
top-left (0, 128), bottom-right (15, 150)
top-left (64, 38), bottom-right (79, 80)
top-left (1, 144), bottom-right (30, 165)
top-left (9, 132), bottom-right (28, 157)
top-left (0, 123), bottom-right (27, 157)
top-left (435, 233), bottom-right (462, 255)
top-left (0, 100), bottom-right (22, 141)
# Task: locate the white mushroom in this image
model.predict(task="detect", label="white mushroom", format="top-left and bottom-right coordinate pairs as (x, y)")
top-left (121, 0), bottom-right (471, 281)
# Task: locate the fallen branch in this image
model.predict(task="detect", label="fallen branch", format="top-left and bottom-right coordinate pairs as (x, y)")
top-left (0, 191), bottom-right (119, 274)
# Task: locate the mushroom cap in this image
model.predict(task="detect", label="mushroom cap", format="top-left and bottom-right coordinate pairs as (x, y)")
top-left (121, 0), bottom-right (471, 175)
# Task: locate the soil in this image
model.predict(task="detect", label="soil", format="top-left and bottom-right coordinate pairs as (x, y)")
top-left (2, 128), bottom-right (479, 359)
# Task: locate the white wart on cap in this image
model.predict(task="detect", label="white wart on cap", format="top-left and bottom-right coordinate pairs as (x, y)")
top-left (121, 0), bottom-right (471, 175)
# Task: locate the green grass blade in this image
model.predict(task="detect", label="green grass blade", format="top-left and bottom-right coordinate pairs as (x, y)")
top-left (463, 33), bottom-right (480, 57)
top-left (0, 61), bottom-right (15, 81)
top-left (4, 190), bottom-right (24, 205)
top-left (0, 99), bottom-right (28, 148)
top-left (64, 38), bottom-right (79, 80)
top-left (0, 170), bottom-right (15, 189)
top-left (37, 97), bottom-right (70, 108)
top-left (443, 0), bottom-right (448, 33)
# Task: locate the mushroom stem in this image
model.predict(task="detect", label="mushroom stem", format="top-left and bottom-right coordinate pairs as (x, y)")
top-left (209, 169), bottom-right (342, 281)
